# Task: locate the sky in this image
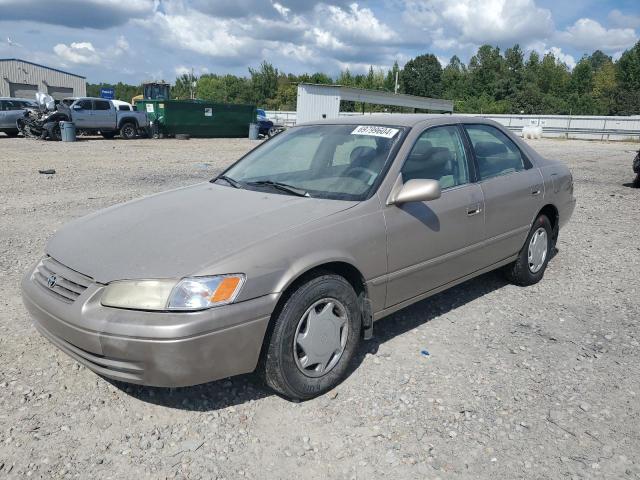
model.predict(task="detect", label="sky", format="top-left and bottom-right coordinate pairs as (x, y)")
top-left (0, 0), bottom-right (639, 84)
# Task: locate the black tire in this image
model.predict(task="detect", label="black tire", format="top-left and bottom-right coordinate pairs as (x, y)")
top-left (101, 131), bottom-right (116, 139)
top-left (119, 122), bottom-right (137, 139)
top-left (633, 173), bottom-right (640, 188)
top-left (504, 214), bottom-right (553, 286)
top-left (5, 129), bottom-right (19, 137)
top-left (261, 274), bottom-right (361, 401)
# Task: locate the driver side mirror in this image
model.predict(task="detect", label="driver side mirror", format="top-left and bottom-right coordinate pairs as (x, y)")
top-left (72, 104), bottom-right (83, 111)
top-left (388, 178), bottom-right (441, 205)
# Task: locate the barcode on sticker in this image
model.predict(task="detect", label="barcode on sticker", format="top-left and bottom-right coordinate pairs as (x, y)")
top-left (351, 126), bottom-right (399, 138)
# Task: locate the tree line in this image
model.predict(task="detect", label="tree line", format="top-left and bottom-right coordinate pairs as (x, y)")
top-left (88, 41), bottom-right (640, 115)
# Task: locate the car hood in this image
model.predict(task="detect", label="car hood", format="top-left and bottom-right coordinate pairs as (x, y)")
top-left (46, 183), bottom-right (355, 283)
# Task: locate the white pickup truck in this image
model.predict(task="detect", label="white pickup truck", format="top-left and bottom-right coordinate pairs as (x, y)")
top-left (60, 97), bottom-right (149, 139)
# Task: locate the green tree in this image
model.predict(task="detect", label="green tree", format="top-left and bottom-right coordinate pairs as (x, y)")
top-left (616, 40), bottom-right (640, 91)
top-left (401, 54), bottom-right (443, 97)
top-left (468, 45), bottom-right (505, 98)
top-left (441, 55), bottom-right (468, 100)
top-left (569, 58), bottom-right (594, 95)
top-left (248, 61), bottom-right (279, 105)
top-left (384, 61), bottom-right (401, 93)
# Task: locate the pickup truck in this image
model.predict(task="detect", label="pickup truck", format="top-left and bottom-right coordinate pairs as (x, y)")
top-left (0, 97), bottom-right (38, 136)
top-left (59, 97), bottom-right (149, 139)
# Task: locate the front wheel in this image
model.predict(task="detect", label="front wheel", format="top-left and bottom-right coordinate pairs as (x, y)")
top-left (119, 122), bottom-right (137, 139)
top-left (504, 214), bottom-right (552, 286)
top-left (261, 274), bottom-right (361, 400)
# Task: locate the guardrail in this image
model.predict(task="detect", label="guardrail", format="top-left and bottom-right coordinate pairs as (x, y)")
top-left (264, 111), bottom-right (640, 141)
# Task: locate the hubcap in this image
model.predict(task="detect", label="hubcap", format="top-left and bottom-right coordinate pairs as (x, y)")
top-left (293, 298), bottom-right (349, 378)
top-left (528, 227), bottom-right (548, 273)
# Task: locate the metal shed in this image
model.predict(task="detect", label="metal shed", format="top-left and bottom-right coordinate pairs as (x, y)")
top-left (0, 58), bottom-right (86, 100)
top-left (296, 83), bottom-right (453, 124)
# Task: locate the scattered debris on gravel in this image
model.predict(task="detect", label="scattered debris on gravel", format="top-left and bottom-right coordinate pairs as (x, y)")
top-left (1, 136), bottom-right (638, 479)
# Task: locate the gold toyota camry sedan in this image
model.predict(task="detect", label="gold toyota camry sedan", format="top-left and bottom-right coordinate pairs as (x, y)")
top-left (22, 115), bottom-right (575, 400)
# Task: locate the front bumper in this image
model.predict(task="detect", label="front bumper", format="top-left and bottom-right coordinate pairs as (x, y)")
top-left (21, 263), bottom-right (277, 387)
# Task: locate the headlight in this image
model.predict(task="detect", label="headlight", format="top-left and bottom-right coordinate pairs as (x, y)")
top-left (101, 275), bottom-right (245, 311)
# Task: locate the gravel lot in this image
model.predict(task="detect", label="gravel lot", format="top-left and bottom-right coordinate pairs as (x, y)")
top-left (1, 135), bottom-right (639, 479)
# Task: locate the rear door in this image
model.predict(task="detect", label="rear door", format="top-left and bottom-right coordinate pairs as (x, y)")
top-left (71, 99), bottom-right (93, 128)
top-left (463, 123), bottom-right (544, 264)
top-left (92, 100), bottom-right (114, 129)
top-left (383, 124), bottom-right (486, 307)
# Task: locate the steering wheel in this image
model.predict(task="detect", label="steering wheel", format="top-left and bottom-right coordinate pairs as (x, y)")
top-left (345, 166), bottom-right (378, 185)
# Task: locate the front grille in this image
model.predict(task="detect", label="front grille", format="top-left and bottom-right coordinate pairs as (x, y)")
top-left (33, 256), bottom-right (93, 303)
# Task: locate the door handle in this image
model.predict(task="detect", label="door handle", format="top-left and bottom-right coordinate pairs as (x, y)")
top-left (466, 205), bottom-right (482, 216)
top-left (531, 189), bottom-right (541, 196)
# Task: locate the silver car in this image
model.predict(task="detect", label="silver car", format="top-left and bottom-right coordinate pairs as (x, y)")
top-left (0, 97), bottom-right (37, 136)
top-left (21, 115), bottom-right (575, 400)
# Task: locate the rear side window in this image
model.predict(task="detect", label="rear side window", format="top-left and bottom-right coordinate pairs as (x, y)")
top-left (94, 100), bottom-right (111, 110)
top-left (118, 105), bottom-right (131, 111)
top-left (465, 124), bottom-right (525, 180)
top-left (76, 99), bottom-right (92, 110)
top-left (402, 125), bottom-right (469, 189)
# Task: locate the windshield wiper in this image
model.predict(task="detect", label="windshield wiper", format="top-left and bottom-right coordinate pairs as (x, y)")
top-left (246, 180), bottom-right (309, 197)
top-left (216, 174), bottom-right (242, 188)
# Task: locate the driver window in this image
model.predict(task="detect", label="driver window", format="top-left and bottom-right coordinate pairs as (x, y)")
top-left (402, 126), bottom-right (469, 189)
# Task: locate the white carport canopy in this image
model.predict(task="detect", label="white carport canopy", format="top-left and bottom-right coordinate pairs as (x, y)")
top-left (296, 83), bottom-right (453, 124)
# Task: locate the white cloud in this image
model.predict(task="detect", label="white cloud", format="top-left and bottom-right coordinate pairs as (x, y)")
top-left (403, 0), bottom-right (554, 46)
top-left (608, 9), bottom-right (640, 29)
top-left (272, 2), bottom-right (290, 19)
top-left (545, 46), bottom-right (576, 69)
top-left (558, 18), bottom-right (637, 52)
top-left (53, 35), bottom-right (132, 66)
top-left (136, 7), bottom-right (257, 59)
top-left (53, 42), bottom-right (101, 65)
top-left (175, 65), bottom-right (190, 76)
top-left (317, 3), bottom-right (397, 44)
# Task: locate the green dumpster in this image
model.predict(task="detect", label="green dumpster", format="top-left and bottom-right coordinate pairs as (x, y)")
top-left (138, 100), bottom-right (256, 138)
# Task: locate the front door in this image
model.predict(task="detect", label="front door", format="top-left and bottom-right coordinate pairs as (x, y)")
top-left (71, 99), bottom-right (92, 128)
top-left (383, 124), bottom-right (486, 308)
top-left (463, 124), bottom-right (544, 263)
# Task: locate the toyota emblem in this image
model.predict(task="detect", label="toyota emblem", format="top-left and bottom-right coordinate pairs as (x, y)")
top-left (47, 274), bottom-right (57, 289)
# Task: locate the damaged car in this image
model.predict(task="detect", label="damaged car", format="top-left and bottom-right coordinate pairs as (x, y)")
top-left (18, 94), bottom-right (149, 140)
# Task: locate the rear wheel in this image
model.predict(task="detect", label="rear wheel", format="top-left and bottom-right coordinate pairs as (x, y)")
top-left (119, 122), bottom-right (137, 139)
top-left (504, 214), bottom-right (552, 286)
top-left (261, 274), bottom-right (361, 400)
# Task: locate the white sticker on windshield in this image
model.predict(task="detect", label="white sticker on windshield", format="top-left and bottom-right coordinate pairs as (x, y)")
top-left (351, 125), bottom-right (399, 138)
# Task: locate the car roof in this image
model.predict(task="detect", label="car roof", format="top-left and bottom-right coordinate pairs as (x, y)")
top-left (299, 114), bottom-right (485, 127)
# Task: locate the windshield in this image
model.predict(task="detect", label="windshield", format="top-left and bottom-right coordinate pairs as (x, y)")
top-left (219, 124), bottom-right (405, 200)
